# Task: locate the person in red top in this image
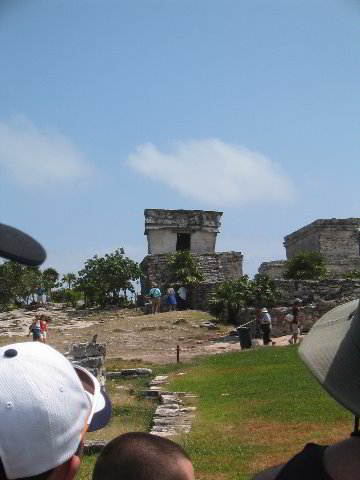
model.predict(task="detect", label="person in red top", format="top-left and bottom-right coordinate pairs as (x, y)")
top-left (40, 315), bottom-right (49, 343)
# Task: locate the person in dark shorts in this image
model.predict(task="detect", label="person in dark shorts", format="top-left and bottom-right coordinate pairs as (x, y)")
top-left (28, 313), bottom-right (42, 341)
top-left (252, 299), bottom-right (360, 480)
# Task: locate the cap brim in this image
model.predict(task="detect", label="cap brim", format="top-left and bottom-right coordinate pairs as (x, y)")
top-left (0, 223), bottom-right (46, 266)
top-left (74, 366), bottom-right (112, 432)
top-left (299, 299), bottom-right (360, 416)
top-left (87, 387), bottom-right (112, 432)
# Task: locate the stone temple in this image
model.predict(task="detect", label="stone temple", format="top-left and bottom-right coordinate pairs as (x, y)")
top-left (140, 209), bottom-right (243, 309)
top-left (259, 218), bottom-right (360, 278)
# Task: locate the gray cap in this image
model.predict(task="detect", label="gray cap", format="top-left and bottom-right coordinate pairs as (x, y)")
top-left (299, 299), bottom-right (360, 416)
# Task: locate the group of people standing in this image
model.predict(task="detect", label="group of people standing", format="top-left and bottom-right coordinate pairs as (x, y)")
top-left (259, 298), bottom-right (303, 346)
top-left (148, 285), bottom-right (188, 314)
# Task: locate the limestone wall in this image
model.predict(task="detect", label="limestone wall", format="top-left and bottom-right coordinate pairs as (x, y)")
top-left (273, 278), bottom-right (360, 306)
top-left (284, 218), bottom-right (360, 277)
top-left (140, 251), bottom-right (243, 309)
top-left (70, 341), bottom-right (107, 386)
top-left (144, 209), bottom-right (222, 255)
top-left (258, 260), bottom-right (286, 279)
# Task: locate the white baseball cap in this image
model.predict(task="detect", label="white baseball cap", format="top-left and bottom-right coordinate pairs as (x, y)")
top-left (0, 342), bottom-right (111, 479)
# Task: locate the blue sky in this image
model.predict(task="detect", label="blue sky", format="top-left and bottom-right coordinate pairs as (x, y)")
top-left (1, 0), bottom-right (359, 278)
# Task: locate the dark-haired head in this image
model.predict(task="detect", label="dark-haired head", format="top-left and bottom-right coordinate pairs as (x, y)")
top-left (93, 432), bottom-right (194, 480)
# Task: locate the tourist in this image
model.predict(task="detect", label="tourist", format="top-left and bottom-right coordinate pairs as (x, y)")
top-left (167, 286), bottom-right (177, 311)
top-left (288, 298), bottom-right (301, 345)
top-left (178, 285), bottom-right (188, 310)
top-left (0, 222), bottom-right (111, 479)
top-left (149, 285), bottom-right (161, 314)
top-left (252, 299), bottom-right (360, 480)
top-left (28, 313), bottom-right (42, 341)
top-left (92, 432), bottom-right (194, 480)
top-left (36, 285), bottom-right (46, 307)
top-left (40, 314), bottom-right (50, 343)
top-left (260, 308), bottom-right (275, 345)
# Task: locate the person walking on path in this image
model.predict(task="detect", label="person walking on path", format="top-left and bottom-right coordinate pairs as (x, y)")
top-left (149, 285), bottom-right (161, 314)
top-left (288, 298), bottom-right (301, 344)
top-left (260, 308), bottom-right (275, 346)
top-left (167, 287), bottom-right (177, 311)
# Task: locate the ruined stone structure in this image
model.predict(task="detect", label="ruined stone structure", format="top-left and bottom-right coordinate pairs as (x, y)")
top-left (259, 218), bottom-right (360, 278)
top-left (69, 341), bottom-right (107, 386)
top-left (284, 218), bottom-right (360, 277)
top-left (140, 209), bottom-right (243, 309)
top-left (258, 260), bottom-right (287, 279)
top-left (144, 209), bottom-right (222, 255)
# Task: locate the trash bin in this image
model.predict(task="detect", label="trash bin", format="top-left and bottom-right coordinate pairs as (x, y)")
top-left (237, 326), bottom-right (252, 349)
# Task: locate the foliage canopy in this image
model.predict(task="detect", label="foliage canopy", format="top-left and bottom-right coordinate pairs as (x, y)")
top-left (166, 251), bottom-right (204, 287)
top-left (75, 248), bottom-right (142, 307)
top-left (283, 251), bottom-right (329, 280)
top-left (209, 274), bottom-right (280, 323)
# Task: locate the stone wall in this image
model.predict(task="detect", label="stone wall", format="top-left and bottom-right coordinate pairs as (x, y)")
top-left (232, 279), bottom-right (360, 337)
top-left (144, 209), bottom-right (222, 255)
top-left (69, 341), bottom-right (107, 386)
top-left (140, 251), bottom-right (243, 310)
top-left (284, 218), bottom-right (360, 277)
top-left (258, 260), bottom-right (286, 279)
top-left (273, 278), bottom-right (360, 306)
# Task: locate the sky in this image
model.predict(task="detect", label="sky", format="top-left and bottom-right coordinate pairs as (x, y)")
top-left (1, 0), bottom-right (360, 279)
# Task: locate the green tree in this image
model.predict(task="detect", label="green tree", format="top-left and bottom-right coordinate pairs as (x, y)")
top-left (209, 274), bottom-right (280, 324)
top-left (251, 274), bottom-right (280, 308)
top-left (21, 266), bottom-right (42, 304)
top-left (76, 248), bottom-right (142, 307)
top-left (209, 275), bottom-right (253, 323)
top-left (283, 251), bottom-right (329, 280)
top-left (62, 273), bottom-right (77, 289)
top-left (166, 251), bottom-right (204, 287)
top-left (42, 267), bottom-right (59, 300)
top-left (0, 261), bottom-right (23, 309)
top-left (0, 261), bottom-right (42, 309)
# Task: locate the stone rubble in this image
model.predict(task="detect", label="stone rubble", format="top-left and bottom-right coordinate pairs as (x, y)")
top-left (107, 368), bottom-right (152, 379)
top-left (145, 374), bottom-right (197, 437)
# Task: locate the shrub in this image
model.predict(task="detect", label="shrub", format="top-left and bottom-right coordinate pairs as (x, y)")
top-left (283, 251), bottom-right (329, 280)
top-left (345, 269), bottom-right (360, 279)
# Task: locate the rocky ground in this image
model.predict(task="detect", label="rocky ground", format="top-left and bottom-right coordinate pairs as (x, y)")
top-left (0, 304), bottom-right (302, 364)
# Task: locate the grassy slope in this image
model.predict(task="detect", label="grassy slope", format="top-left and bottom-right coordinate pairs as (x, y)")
top-left (78, 346), bottom-right (353, 480)
top-left (167, 346), bottom-right (352, 480)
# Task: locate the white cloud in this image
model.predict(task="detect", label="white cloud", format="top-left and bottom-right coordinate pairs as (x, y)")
top-left (128, 139), bottom-right (295, 206)
top-left (0, 115), bottom-right (95, 188)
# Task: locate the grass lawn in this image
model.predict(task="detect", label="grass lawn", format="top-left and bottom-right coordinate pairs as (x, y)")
top-left (77, 345), bottom-right (353, 480)
top-left (167, 346), bottom-right (353, 480)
